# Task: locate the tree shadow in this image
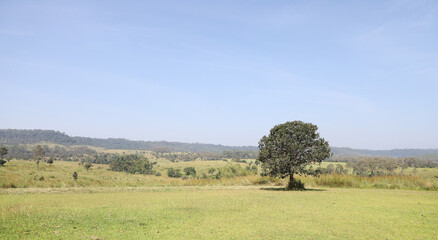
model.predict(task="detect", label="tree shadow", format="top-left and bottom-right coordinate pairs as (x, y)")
top-left (260, 187), bottom-right (326, 192)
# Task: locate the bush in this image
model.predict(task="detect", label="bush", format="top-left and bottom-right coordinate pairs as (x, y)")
top-left (109, 154), bottom-right (155, 175)
top-left (1, 183), bottom-right (16, 188)
top-left (73, 172), bottom-right (78, 180)
top-left (167, 168), bottom-right (182, 178)
top-left (183, 167), bottom-right (196, 177)
top-left (0, 159), bottom-right (6, 166)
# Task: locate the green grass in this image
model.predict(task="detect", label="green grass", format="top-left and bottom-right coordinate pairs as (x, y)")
top-left (0, 187), bottom-right (437, 239)
top-left (1, 160), bottom-right (437, 239)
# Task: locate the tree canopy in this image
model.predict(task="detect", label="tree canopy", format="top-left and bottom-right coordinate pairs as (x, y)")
top-left (257, 121), bottom-right (331, 190)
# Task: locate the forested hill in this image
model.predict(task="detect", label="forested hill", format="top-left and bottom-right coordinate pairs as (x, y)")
top-left (0, 129), bottom-right (257, 152)
top-left (1, 129), bottom-right (438, 159)
top-left (331, 147), bottom-right (438, 160)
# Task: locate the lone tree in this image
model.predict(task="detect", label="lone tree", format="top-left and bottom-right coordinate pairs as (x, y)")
top-left (84, 162), bottom-right (93, 172)
top-left (257, 121), bottom-right (331, 190)
top-left (33, 145), bottom-right (45, 170)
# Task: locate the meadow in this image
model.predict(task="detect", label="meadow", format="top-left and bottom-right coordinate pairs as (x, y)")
top-left (1, 187), bottom-right (437, 239)
top-left (1, 159), bottom-right (437, 239)
top-left (1, 160), bottom-right (437, 191)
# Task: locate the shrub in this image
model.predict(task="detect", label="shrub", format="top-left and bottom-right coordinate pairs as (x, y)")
top-left (109, 154), bottom-right (155, 175)
top-left (183, 167), bottom-right (196, 177)
top-left (73, 172), bottom-right (78, 180)
top-left (167, 168), bottom-right (182, 178)
top-left (1, 183), bottom-right (16, 188)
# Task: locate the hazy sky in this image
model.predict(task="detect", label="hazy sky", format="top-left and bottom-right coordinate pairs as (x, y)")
top-left (1, 1), bottom-right (437, 149)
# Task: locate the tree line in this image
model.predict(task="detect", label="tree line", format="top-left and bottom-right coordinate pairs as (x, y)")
top-left (154, 150), bottom-right (258, 162)
top-left (345, 157), bottom-right (437, 176)
top-left (0, 129), bottom-right (257, 152)
top-left (167, 163), bottom-right (259, 180)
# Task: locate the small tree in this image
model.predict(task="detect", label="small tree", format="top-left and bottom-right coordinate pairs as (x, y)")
top-left (335, 164), bottom-right (344, 174)
top-left (73, 172), bottom-right (78, 180)
top-left (0, 146), bottom-right (7, 166)
top-left (183, 167), bottom-right (196, 177)
top-left (33, 145), bottom-right (45, 170)
top-left (0, 147), bottom-right (7, 160)
top-left (47, 158), bottom-right (54, 165)
top-left (84, 163), bottom-right (93, 172)
top-left (326, 164), bottom-right (335, 174)
top-left (257, 121), bottom-right (331, 190)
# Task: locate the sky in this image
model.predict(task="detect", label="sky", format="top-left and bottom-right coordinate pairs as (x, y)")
top-left (1, 0), bottom-right (438, 149)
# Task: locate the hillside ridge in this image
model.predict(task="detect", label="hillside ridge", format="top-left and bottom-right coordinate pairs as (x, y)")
top-left (1, 129), bottom-right (438, 159)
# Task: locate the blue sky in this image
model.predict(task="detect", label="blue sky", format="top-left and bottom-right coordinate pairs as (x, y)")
top-left (1, 0), bottom-right (437, 149)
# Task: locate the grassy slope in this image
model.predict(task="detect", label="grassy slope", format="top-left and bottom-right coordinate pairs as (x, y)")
top-left (0, 187), bottom-right (437, 240)
top-left (0, 160), bottom-right (260, 188)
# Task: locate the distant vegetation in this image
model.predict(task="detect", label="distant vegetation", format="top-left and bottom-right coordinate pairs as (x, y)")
top-left (2, 129), bottom-right (438, 160)
top-left (0, 144), bottom-right (259, 164)
top-left (155, 150), bottom-right (257, 162)
top-left (0, 129), bottom-right (257, 152)
top-left (0, 128), bottom-right (437, 191)
top-left (346, 157), bottom-right (437, 176)
top-left (1, 160), bottom-right (437, 191)
top-left (331, 147), bottom-right (438, 160)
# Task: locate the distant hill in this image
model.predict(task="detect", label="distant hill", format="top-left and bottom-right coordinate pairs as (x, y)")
top-left (331, 147), bottom-right (438, 159)
top-left (0, 129), bottom-right (257, 152)
top-left (1, 129), bottom-right (438, 159)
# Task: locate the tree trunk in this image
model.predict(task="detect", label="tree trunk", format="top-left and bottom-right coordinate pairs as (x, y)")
top-left (287, 173), bottom-right (294, 190)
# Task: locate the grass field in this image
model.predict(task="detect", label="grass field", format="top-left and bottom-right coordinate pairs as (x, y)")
top-left (0, 160), bottom-right (262, 188)
top-left (1, 160), bottom-right (438, 239)
top-left (0, 187), bottom-right (437, 239)
top-left (1, 160), bottom-right (437, 190)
